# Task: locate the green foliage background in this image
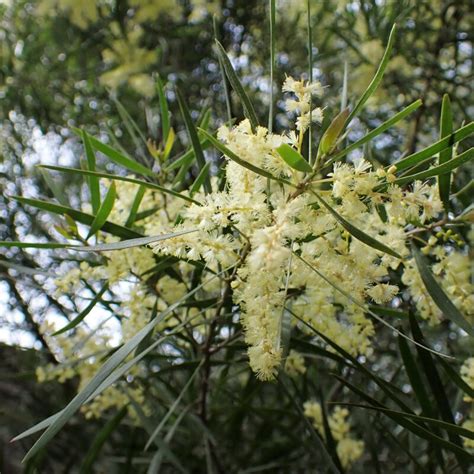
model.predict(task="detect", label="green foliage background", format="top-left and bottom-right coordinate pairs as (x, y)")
top-left (0, 1), bottom-right (473, 472)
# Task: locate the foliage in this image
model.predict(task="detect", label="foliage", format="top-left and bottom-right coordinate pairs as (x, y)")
top-left (1, 1), bottom-right (473, 472)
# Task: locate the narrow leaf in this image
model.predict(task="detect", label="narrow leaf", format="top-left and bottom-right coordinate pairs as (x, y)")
top-left (79, 406), bottom-right (127, 474)
top-left (437, 357), bottom-right (474, 399)
top-left (86, 182), bottom-right (116, 239)
top-left (162, 127), bottom-right (175, 161)
top-left (294, 254), bottom-right (452, 360)
top-left (438, 94), bottom-right (453, 210)
top-left (335, 376), bottom-right (473, 462)
top-left (334, 403), bottom-right (474, 441)
top-left (368, 305), bottom-right (408, 319)
top-left (72, 229), bottom-right (197, 252)
top-left (156, 75), bottom-right (170, 142)
top-left (39, 165), bottom-right (200, 205)
top-left (0, 260), bottom-right (52, 276)
top-left (391, 122), bottom-right (474, 172)
top-left (81, 130), bottom-right (101, 214)
top-left (190, 162), bottom-right (211, 197)
top-left (145, 361), bottom-right (202, 450)
top-left (125, 185), bottom-right (146, 227)
top-left (198, 129), bottom-right (294, 187)
top-left (113, 97), bottom-right (147, 147)
top-left (314, 192), bottom-right (403, 259)
top-left (408, 313), bottom-right (468, 466)
top-left (319, 108), bottom-right (350, 155)
top-left (268, 0), bottom-right (276, 132)
top-left (277, 377), bottom-right (342, 474)
top-left (345, 24), bottom-right (397, 126)
top-left (276, 143), bottom-right (312, 173)
top-left (52, 285), bottom-right (108, 336)
top-left (214, 40), bottom-right (259, 131)
top-left (289, 308), bottom-right (414, 413)
top-left (326, 100), bottom-right (422, 167)
top-left (73, 129), bottom-right (153, 177)
top-left (412, 245), bottom-right (474, 335)
top-left (393, 147), bottom-right (473, 186)
top-left (0, 241), bottom-right (76, 250)
top-left (21, 267), bottom-right (228, 463)
top-left (320, 391), bottom-right (345, 472)
top-left (398, 335), bottom-right (435, 418)
top-left (40, 169), bottom-right (69, 207)
top-left (176, 88), bottom-right (212, 194)
top-left (10, 195), bottom-right (140, 239)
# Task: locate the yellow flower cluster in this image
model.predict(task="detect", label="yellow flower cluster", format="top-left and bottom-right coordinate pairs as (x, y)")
top-left (402, 248), bottom-right (473, 325)
top-left (284, 350), bottom-right (306, 377)
top-left (148, 79), bottom-right (472, 380)
top-left (304, 401), bottom-right (364, 468)
top-left (40, 80), bottom-right (472, 419)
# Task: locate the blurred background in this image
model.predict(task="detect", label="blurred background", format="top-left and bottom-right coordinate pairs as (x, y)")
top-left (0, 0), bottom-right (473, 471)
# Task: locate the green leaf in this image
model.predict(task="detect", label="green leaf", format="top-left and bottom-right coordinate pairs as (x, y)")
top-left (0, 241), bottom-right (76, 249)
top-left (268, 0), bottom-right (276, 132)
top-left (52, 284), bottom-right (108, 336)
top-left (326, 100), bottom-right (422, 167)
top-left (112, 97), bottom-right (147, 148)
top-left (279, 250), bottom-right (293, 362)
top-left (162, 127), bottom-right (175, 161)
top-left (40, 169), bottom-right (69, 207)
top-left (277, 377), bottom-right (342, 474)
top-left (86, 182), bottom-right (116, 239)
top-left (13, 329), bottom-right (179, 443)
top-left (334, 376), bottom-right (473, 462)
top-left (398, 335), bottom-right (435, 418)
top-left (214, 40), bottom-right (259, 131)
top-left (314, 192), bottom-right (403, 259)
top-left (79, 406), bottom-right (127, 474)
top-left (391, 122), bottom-right (474, 172)
top-left (145, 361), bottom-right (203, 450)
top-left (20, 267), bottom-right (228, 463)
top-left (22, 319), bottom-right (165, 463)
top-left (198, 129), bottom-right (294, 187)
top-left (318, 108), bottom-right (350, 156)
top-left (147, 407), bottom-right (190, 474)
top-left (39, 165), bottom-right (200, 205)
top-left (320, 391), bottom-right (345, 473)
top-left (198, 107), bottom-right (212, 131)
top-left (176, 87), bottom-right (212, 194)
top-left (289, 307), bottom-right (414, 413)
top-left (125, 184), bottom-right (146, 227)
top-left (10, 195), bottom-right (140, 240)
top-left (73, 128), bottom-right (153, 177)
top-left (81, 130), bottom-right (101, 214)
top-left (436, 357), bottom-right (474, 400)
top-left (294, 253), bottom-right (451, 361)
top-left (412, 245), bottom-right (474, 336)
top-left (156, 74), bottom-right (170, 143)
top-left (334, 403), bottom-right (474, 441)
top-left (72, 229), bottom-right (197, 252)
top-left (190, 161), bottom-right (211, 197)
top-left (393, 147), bottom-right (473, 186)
top-left (408, 313), bottom-right (468, 467)
top-left (276, 143), bottom-right (312, 173)
top-left (165, 147), bottom-right (196, 172)
top-left (368, 305), bottom-right (408, 318)
top-left (438, 94), bottom-right (453, 211)
top-left (345, 24), bottom-right (397, 126)
top-left (0, 260), bottom-right (52, 276)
